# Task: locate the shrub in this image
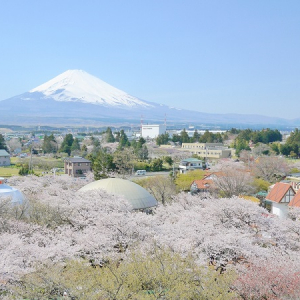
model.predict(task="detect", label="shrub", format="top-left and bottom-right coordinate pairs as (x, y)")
top-left (134, 161), bottom-right (151, 171)
top-left (13, 248), bottom-right (237, 300)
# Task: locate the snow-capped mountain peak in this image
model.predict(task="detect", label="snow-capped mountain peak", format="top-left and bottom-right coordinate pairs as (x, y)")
top-left (30, 69), bottom-right (152, 108)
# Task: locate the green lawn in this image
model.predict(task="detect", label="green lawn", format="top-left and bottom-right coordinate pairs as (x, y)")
top-left (0, 157), bottom-right (65, 178)
top-left (10, 157), bottom-right (18, 164)
top-left (0, 167), bottom-right (20, 177)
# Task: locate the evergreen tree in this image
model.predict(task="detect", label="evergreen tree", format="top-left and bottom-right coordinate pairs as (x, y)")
top-left (71, 138), bottom-right (80, 151)
top-left (90, 136), bottom-right (100, 147)
top-left (42, 134), bottom-right (57, 154)
top-left (193, 130), bottom-right (200, 142)
top-left (105, 127), bottom-right (115, 143)
top-left (113, 148), bottom-right (135, 176)
top-left (137, 137), bottom-right (146, 148)
top-left (270, 142), bottom-right (280, 155)
top-left (283, 128), bottom-right (300, 157)
top-left (89, 149), bottom-right (115, 180)
top-left (171, 133), bottom-right (181, 143)
top-left (132, 137), bottom-right (148, 160)
top-left (180, 129), bottom-right (190, 143)
top-left (151, 158), bottom-right (163, 171)
top-left (115, 131), bottom-right (121, 142)
top-left (59, 134), bottom-right (74, 156)
top-left (234, 139), bottom-right (251, 156)
top-left (81, 144), bottom-right (88, 156)
top-left (199, 130), bottom-right (223, 143)
top-left (164, 156), bottom-right (174, 167)
top-left (156, 133), bottom-right (170, 145)
top-left (136, 144), bottom-right (149, 160)
top-left (90, 136), bottom-right (101, 156)
top-left (118, 130), bottom-right (130, 149)
top-left (229, 128), bottom-right (240, 134)
top-left (234, 128), bottom-right (282, 145)
top-left (18, 164), bottom-right (34, 176)
top-left (0, 134), bottom-right (8, 151)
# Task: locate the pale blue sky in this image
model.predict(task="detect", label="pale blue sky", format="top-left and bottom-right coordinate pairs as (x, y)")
top-left (0, 0), bottom-right (299, 119)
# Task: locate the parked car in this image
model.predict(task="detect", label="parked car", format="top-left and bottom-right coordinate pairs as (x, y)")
top-left (135, 170), bottom-right (146, 176)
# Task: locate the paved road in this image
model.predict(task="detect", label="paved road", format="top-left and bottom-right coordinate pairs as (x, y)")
top-left (130, 171), bottom-right (171, 180)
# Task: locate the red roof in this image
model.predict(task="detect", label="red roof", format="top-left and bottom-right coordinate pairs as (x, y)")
top-left (203, 171), bottom-right (224, 180)
top-left (289, 190), bottom-right (300, 207)
top-left (266, 182), bottom-right (295, 203)
top-left (191, 179), bottom-right (213, 190)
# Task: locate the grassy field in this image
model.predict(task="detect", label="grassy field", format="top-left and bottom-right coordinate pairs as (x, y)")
top-left (0, 156), bottom-right (65, 178)
top-left (0, 167), bottom-right (20, 177)
top-left (10, 157), bottom-right (18, 164)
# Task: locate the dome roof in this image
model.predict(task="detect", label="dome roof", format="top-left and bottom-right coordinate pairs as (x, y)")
top-left (0, 178), bottom-right (24, 205)
top-left (78, 178), bottom-right (157, 210)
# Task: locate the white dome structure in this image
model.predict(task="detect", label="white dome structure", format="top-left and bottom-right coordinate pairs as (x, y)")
top-left (0, 177), bottom-right (24, 204)
top-left (78, 178), bottom-right (157, 210)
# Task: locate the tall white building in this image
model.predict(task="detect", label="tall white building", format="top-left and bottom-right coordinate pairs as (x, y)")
top-left (141, 124), bottom-right (166, 139)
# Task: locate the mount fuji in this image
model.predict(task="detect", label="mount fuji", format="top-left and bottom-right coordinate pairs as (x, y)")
top-left (30, 70), bottom-right (153, 108)
top-left (0, 70), bottom-right (298, 126)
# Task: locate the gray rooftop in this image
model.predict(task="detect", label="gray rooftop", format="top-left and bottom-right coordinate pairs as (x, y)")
top-left (0, 150), bottom-right (10, 157)
top-left (65, 157), bottom-right (91, 163)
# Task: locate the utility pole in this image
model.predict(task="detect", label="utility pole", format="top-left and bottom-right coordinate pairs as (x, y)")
top-left (29, 145), bottom-right (33, 172)
top-left (205, 146), bottom-right (208, 168)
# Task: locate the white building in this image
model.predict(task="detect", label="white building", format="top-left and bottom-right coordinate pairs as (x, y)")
top-left (265, 182), bottom-right (295, 218)
top-left (181, 143), bottom-right (232, 159)
top-left (178, 158), bottom-right (203, 174)
top-left (141, 124), bottom-right (166, 139)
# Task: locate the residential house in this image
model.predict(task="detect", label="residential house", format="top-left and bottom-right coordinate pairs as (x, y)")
top-left (190, 178), bottom-right (213, 194)
top-left (202, 171), bottom-right (225, 180)
top-left (289, 190), bottom-right (300, 207)
top-left (64, 157), bottom-right (92, 177)
top-left (178, 158), bottom-right (203, 174)
top-left (0, 150), bottom-right (10, 166)
top-left (190, 171), bottom-right (225, 194)
top-left (265, 182), bottom-right (296, 218)
top-left (286, 173), bottom-right (300, 192)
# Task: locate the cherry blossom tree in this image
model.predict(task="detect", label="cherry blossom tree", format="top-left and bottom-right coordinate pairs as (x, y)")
top-left (135, 175), bottom-right (176, 205)
top-left (6, 138), bottom-right (22, 154)
top-left (238, 150), bottom-right (254, 167)
top-left (210, 160), bottom-right (254, 197)
top-left (253, 155), bottom-right (290, 182)
top-left (2, 174), bottom-right (300, 298)
top-left (233, 259), bottom-right (300, 299)
top-left (12, 248), bottom-right (237, 300)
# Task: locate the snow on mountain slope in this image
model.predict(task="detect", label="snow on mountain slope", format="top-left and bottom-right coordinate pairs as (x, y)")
top-left (30, 70), bottom-right (153, 108)
top-left (2, 69), bottom-right (295, 126)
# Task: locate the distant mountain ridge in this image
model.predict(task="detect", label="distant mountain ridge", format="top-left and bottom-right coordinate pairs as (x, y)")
top-left (30, 70), bottom-right (153, 108)
top-left (0, 70), bottom-right (299, 126)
